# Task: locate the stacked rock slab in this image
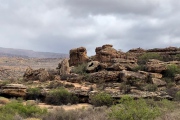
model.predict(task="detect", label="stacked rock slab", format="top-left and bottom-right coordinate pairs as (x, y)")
top-left (0, 84), bottom-right (26, 97)
top-left (69, 47), bottom-right (89, 66)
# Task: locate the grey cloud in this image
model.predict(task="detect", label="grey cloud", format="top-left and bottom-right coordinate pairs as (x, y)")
top-left (0, 0), bottom-right (180, 56)
top-left (63, 0), bottom-right (160, 16)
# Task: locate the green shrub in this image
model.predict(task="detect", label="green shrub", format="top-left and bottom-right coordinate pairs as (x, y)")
top-left (90, 92), bottom-right (114, 107)
top-left (138, 53), bottom-right (163, 65)
top-left (0, 100), bottom-right (47, 119)
top-left (71, 63), bottom-right (87, 75)
top-left (27, 87), bottom-right (41, 99)
top-left (164, 64), bottom-right (180, 78)
top-left (109, 96), bottom-right (160, 120)
top-left (175, 91), bottom-right (180, 101)
top-left (45, 87), bottom-right (78, 105)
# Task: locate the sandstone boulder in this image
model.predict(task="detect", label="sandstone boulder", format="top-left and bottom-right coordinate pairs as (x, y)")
top-left (146, 59), bottom-right (167, 73)
top-left (119, 70), bottom-right (147, 82)
top-left (108, 58), bottom-right (138, 71)
top-left (152, 78), bottom-right (167, 87)
top-left (86, 61), bottom-right (100, 73)
top-left (0, 84), bottom-right (26, 97)
top-left (69, 47), bottom-right (89, 66)
top-left (59, 59), bottom-right (70, 76)
top-left (138, 71), bottom-right (162, 79)
top-left (23, 67), bottom-right (49, 82)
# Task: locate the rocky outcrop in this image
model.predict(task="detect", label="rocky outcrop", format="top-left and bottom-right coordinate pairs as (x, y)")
top-left (58, 59), bottom-right (70, 76)
top-left (23, 67), bottom-right (49, 82)
top-left (0, 84), bottom-right (26, 97)
top-left (69, 47), bottom-right (89, 66)
top-left (146, 59), bottom-right (167, 73)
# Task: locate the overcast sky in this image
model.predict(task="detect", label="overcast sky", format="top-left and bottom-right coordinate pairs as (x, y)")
top-left (0, 0), bottom-right (180, 55)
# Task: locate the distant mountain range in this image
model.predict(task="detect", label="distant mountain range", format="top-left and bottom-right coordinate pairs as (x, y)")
top-left (0, 47), bottom-right (68, 58)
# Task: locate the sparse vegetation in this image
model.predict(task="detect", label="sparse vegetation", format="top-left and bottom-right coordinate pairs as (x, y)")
top-left (42, 106), bottom-right (108, 120)
top-left (45, 87), bottom-right (78, 105)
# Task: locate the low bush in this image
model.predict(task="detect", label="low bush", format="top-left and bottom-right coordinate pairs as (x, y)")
top-left (71, 63), bottom-right (87, 75)
top-left (45, 87), bottom-right (78, 105)
top-left (109, 96), bottom-right (160, 120)
top-left (27, 87), bottom-right (41, 99)
top-left (90, 92), bottom-right (114, 107)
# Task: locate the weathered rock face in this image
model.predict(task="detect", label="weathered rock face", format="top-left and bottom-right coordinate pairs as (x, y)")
top-left (69, 47), bottom-right (89, 66)
top-left (58, 59), bottom-right (70, 76)
top-left (0, 84), bottom-right (26, 97)
top-left (87, 71), bottom-right (120, 83)
top-left (146, 59), bottom-right (167, 73)
top-left (23, 67), bottom-right (49, 82)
